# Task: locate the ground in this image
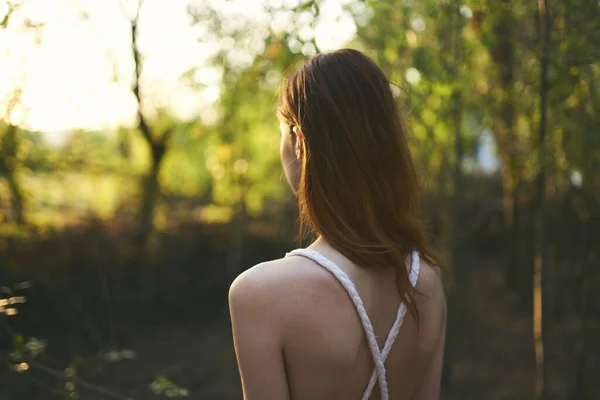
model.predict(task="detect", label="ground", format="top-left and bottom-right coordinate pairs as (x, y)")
top-left (89, 261), bottom-right (535, 400)
top-left (6, 261), bottom-right (535, 400)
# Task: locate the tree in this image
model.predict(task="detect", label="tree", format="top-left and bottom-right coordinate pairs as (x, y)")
top-left (0, 92), bottom-right (25, 225)
top-left (0, 0), bottom-right (43, 225)
top-left (121, 0), bottom-right (174, 255)
top-left (533, 0), bottom-right (549, 397)
top-left (185, 0), bottom-right (322, 273)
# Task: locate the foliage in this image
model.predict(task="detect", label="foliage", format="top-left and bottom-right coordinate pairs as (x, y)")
top-left (149, 376), bottom-right (189, 398)
top-left (0, 0), bottom-right (598, 398)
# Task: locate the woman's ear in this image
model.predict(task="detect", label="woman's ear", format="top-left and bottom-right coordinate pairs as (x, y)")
top-left (292, 126), bottom-right (303, 160)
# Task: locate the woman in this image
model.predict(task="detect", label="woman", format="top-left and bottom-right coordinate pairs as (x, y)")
top-left (229, 49), bottom-right (446, 400)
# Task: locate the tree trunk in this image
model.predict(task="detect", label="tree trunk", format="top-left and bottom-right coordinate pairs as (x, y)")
top-left (533, 0), bottom-right (550, 398)
top-left (0, 0), bottom-right (26, 225)
top-left (136, 143), bottom-right (165, 253)
top-left (509, 181), bottom-right (525, 294)
top-left (490, 1), bottom-right (520, 292)
top-left (444, 2), bottom-right (464, 388)
top-left (128, 1), bottom-right (172, 260)
top-left (135, 142), bottom-right (169, 300)
top-left (6, 168), bottom-right (25, 225)
top-left (1, 124), bottom-right (25, 225)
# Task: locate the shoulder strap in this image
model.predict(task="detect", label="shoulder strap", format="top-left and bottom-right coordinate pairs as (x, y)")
top-left (285, 249), bottom-right (390, 400)
top-left (362, 250), bottom-right (420, 397)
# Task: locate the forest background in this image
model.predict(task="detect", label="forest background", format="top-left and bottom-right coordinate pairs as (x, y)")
top-left (0, 0), bottom-right (598, 399)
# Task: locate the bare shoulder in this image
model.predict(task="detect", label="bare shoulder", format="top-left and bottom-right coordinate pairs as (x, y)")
top-left (229, 254), bottom-right (334, 315)
top-left (414, 258), bottom-right (447, 349)
top-left (415, 258), bottom-right (445, 300)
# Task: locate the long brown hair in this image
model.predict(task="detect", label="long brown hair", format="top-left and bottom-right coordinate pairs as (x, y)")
top-left (277, 49), bottom-right (444, 319)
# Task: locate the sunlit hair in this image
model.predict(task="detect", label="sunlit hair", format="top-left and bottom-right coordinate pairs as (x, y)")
top-left (277, 48), bottom-right (444, 319)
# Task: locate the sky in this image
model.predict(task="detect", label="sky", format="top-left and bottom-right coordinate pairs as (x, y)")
top-left (0, 0), bottom-right (499, 171)
top-left (0, 0), bottom-right (357, 132)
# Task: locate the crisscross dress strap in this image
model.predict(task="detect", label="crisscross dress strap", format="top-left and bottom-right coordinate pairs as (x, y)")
top-left (361, 250), bottom-right (420, 398)
top-left (286, 249), bottom-right (388, 399)
top-left (286, 249), bottom-right (420, 399)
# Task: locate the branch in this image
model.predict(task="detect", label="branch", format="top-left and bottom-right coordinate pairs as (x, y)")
top-left (129, 0), bottom-right (152, 145)
top-left (159, 127), bottom-right (175, 148)
top-left (117, 0), bottom-right (144, 23)
top-left (310, 1), bottom-right (320, 53)
top-left (4, 87), bottom-right (22, 121)
top-left (0, 1), bottom-right (22, 29)
top-left (134, 0), bottom-right (144, 22)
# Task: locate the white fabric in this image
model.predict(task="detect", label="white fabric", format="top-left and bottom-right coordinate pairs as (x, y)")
top-left (285, 249), bottom-right (420, 400)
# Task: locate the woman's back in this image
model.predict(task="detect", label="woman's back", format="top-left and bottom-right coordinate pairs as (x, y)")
top-left (229, 49), bottom-right (446, 399)
top-left (230, 239), bottom-right (446, 400)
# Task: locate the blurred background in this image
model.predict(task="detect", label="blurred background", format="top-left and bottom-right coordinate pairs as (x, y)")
top-left (0, 0), bottom-right (598, 399)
